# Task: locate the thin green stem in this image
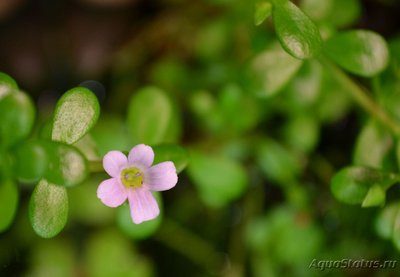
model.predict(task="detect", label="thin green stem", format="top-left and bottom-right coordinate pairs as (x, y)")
top-left (320, 58), bottom-right (400, 137)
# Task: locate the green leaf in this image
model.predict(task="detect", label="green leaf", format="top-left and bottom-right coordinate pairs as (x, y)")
top-left (0, 72), bottom-right (18, 99)
top-left (0, 179), bottom-right (19, 232)
top-left (187, 151), bottom-right (248, 207)
top-left (353, 120), bottom-right (392, 169)
top-left (331, 166), bottom-right (398, 205)
top-left (324, 30), bottom-right (389, 77)
top-left (127, 86), bottom-right (181, 145)
top-left (300, 0), bottom-right (333, 22)
top-left (0, 92), bottom-right (35, 149)
top-left (14, 140), bottom-right (49, 183)
top-left (283, 115), bottom-right (319, 153)
top-left (375, 203), bottom-right (400, 239)
top-left (361, 185), bottom-right (385, 207)
top-left (52, 87), bottom-right (100, 144)
top-left (251, 45), bottom-right (303, 97)
top-left (326, 0), bottom-right (361, 28)
top-left (153, 144), bottom-right (189, 173)
top-left (255, 1), bottom-right (272, 26)
top-left (116, 193), bottom-right (162, 240)
top-left (29, 179), bottom-right (69, 238)
top-left (272, 1), bottom-right (322, 59)
top-left (44, 141), bottom-right (88, 187)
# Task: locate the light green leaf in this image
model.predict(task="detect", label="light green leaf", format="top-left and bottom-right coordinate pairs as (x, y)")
top-left (14, 140), bottom-right (48, 183)
top-left (187, 151), bottom-right (248, 207)
top-left (0, 72), bottom-right (18, 99)
top-left (127, 86), bottom-right (181, 145)
top-left (361, 185), bottom-right (386, 207)
top-left (0, 179), bottom-right (19, 232)
top-left (52, 87), bottom-right (100, 144)
top-left (324, 30), bottom-right (389, 77)
top-left (331, 166), bottom-right (398, 205)
top-left (283, 115), bottom-right (319, 153)
top-left (153, 144), bottom-right (189, 173)
top-left (300, 0), bottom-right (333, 22)
top-left (29, 179), bottom-right (68, 238)
top-left (255, 1), bottom-right (272, 26)
top-left (272, 0), bottom-right (322, 59)
top-left (0, 92), bottom-right (35, 149)
top-left (353, 120), bottom-right (392, 169)
top-left (326, 0), bottom-right (361, 28)
top-left (375, 203), bottom-right (400, 239)
top-left (251, 45), bottom-right (303, 97)
top-left (44, 141), bottom-right (88, 187)
top-left (116, 193), bottom-right (162, 240)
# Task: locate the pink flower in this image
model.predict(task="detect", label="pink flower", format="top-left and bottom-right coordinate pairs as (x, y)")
top-left (97, 144), bottom-right (178, 224)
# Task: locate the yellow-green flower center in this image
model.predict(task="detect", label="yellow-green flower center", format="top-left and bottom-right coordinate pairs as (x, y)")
top-left (120, 167), bottom-right (144, 188)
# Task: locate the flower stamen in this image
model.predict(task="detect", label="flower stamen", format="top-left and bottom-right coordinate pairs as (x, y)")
top-left (120, 167), bottom-right (144, 188)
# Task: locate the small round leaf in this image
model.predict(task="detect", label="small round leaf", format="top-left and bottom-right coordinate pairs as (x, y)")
top-left (0, 179), bottom-right (19, 232)
top-left (153, 144), bottom-right (189, 173)
top-left (52, 87), bottom-right (100, 144)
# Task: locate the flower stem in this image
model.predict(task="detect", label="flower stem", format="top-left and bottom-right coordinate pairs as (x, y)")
top-left (320, 58), bottom-right (400, 137)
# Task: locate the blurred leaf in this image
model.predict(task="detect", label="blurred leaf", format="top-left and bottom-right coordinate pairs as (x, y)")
top-left (187, 150), bottom-right (248, 207)
top-left (73, 134), bottom-right (100, 161)
top-left (85, 229), bottom-right (154, 277)
top-left (0, 179), bottom-right (19, 232)
top-left (326, 0), bottom-right (361, 28)
top-left (29, 179), bottom-right (68, 238)
top-left (324, 30), bottom-right (389, 77)
top-left (52, 87), bottom-right (100, 145)
top-left (117, 193), bottom-right (162, 240)
top-left (283, 115), bottom-right (319, 153)
top-left (254, 1), bottom-right (272, 26)
top-left (353, 120), bottom-right (392, 169)
top-left (300, 0), bottom-right (333, 22)
top-left (256, 138), bottom-right (302, 185)
top-left (0, 92), bottom-right (35, 149)
top-left (361, 185), bottom-right (386, 207)
top-left (28, 239), bottom-right (75, 277)
top-left (153, 144), bottom-right (189, 173)
top-left (195, 20), bottom-right (230, 61)
top-left (272, 0), bottom-right (322, 59)
top-left (0, 72), bottom-right (18, 99)
top-left (14, 140), bottom-right (48, 183)
top-left (91, 114), bottom-right (131, 156)
top-left (331, 166), bottom-right (399, 205)
top-left (44, 141), bottom-right (88, 188)
top-left (251, 45), bottom-right (302, 97)
top-left (393, 209), bottom-right (400, 250)
top-left (127, 86), bottom-right (181, 145)
top-left (375, 202), bottom-right (400, 239)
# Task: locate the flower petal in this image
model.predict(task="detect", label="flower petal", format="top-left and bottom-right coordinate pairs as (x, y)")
top-left (128, 144), bottom-right (154, 168)
top-left (97, 178), bottom-right (127, 207)
top-left (103, 151), bottom-right (127, 177)
top-left (145, 161), bottom-right (178, 191)
top-left (127, 188), bottom-right (160, 224)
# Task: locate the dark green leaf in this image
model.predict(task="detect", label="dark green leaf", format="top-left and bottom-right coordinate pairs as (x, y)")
top-left (255, 1), bottom-right (272, 26)
top-left (29, 179), bottom-right (68, 238)
top-left (153, 145), bottom-right (189, 173)
top-left (272, 0), bottom-right (322, 59)
top-left (52, 87), bottom-right (100, 144)
top-left (0, 92), bottom-right (35, 149)
top-left (127, 86), bottom-right (181, 145)
top-left (331, 166), bottom-right (398, 205)
top-left (324, 30), bottom-right (389, 77)
top-left (187, 151), bottom-right (248, 207)
top-left (326, 0), bottom-right (361, 28)
top-left (0, 72), bottom-right (18, 99)
top-left (0, 179), bottom-right (19, 232)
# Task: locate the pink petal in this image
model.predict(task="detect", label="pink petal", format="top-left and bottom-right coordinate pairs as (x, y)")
top-left (103, 151), bottom-right (127, 177)
top-left (97, 178), bottom-right (127, 207)
top-left (128, 144), bottom-right (154, 168)
top-left (145, 161), bottom-right (178, 191)
top-left (127, 188), bottom-right (160, 224)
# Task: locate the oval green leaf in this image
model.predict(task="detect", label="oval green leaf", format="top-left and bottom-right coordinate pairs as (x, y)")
top-left (331, 166), bottom-right (399, 205)
top-left (0, 72), bottom-right (18, 99)
top-left (0, 92), bottom-right (35, 149)
top-left (52, 87), bottom-right (100, 144)
top-left (272, 1), bottom-right (322, 59)
top-left (44, 141), bottom-right (88, 187)
top-left (324, 30), bottom-right (389, 77)
top-left (153, 144), bottom-right (189, 173)
top-left (127, 86), bottom-right (181, 145)
top-left (187, 151), bottom-right (248, 207)
top-left (0, 179), bottom-right (19, 232)
top-left (255, 1), bottom-right (272, 26)
top-left (251, 45), bottom-right (303, 97)
top-left (29, 179), bottom-right (69, 238)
